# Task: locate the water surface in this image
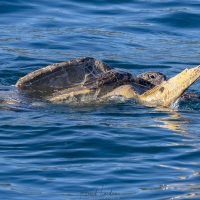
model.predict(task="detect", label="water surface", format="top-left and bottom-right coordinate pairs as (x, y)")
top-left (0, 0), bottom-right (200, 199)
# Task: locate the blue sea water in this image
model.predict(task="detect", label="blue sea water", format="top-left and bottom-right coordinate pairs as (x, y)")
top-left (0, 0), bottom-right (200, 199)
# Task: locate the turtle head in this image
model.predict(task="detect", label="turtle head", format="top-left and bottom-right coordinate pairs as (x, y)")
top-left (138, 72), bottom-right (167, 88)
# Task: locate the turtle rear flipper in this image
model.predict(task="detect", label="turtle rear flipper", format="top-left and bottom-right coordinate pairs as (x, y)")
top-left (181, 92), bottom-right (200, 101)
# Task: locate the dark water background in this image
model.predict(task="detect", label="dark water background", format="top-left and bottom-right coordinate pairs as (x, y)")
top-left (0, 0), bottom-right (200, 199)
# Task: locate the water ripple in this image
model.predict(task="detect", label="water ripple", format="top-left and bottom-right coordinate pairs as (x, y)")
top-left (0, 0), bottom-right (200, 199)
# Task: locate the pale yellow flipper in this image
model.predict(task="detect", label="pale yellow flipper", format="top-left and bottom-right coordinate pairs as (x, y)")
top-left (139, 65), bottom-right (200, 106)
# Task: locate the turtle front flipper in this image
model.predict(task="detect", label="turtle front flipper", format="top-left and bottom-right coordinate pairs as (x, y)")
top-left (83, 69), bottom-right (138, 89)
top-left (139, 65), bottom-right (200, 107)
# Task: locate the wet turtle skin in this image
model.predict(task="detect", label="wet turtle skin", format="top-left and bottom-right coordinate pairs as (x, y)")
top-left (138, 72), bottom-right (167, 88)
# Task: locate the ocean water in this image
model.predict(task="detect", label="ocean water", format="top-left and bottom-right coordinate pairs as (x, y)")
top-left (0, 0), bottom-right (200, 199)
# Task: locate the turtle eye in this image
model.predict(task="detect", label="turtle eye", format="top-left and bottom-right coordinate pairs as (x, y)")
top-left (150, 75), bottom-right (155, 79)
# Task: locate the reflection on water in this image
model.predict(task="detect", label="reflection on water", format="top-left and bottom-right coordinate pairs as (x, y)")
top-left (155, 107), bottom-right (190, 133)
top-left (141, 184), bottom-right (200, 199)
top-left (141, 160), bottom-right (200, 199)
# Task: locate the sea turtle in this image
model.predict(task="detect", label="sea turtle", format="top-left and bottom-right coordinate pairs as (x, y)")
top-left (16, 57), bottom-right (200, 107)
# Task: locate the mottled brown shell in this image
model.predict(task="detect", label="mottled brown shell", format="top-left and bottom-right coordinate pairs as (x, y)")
top-left (16, 57), bottom-right (112, 90)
